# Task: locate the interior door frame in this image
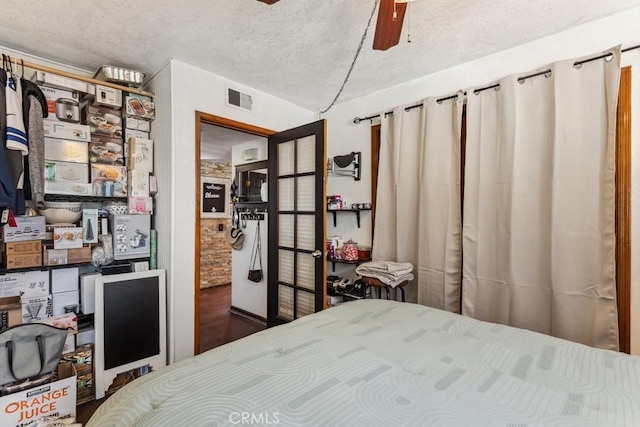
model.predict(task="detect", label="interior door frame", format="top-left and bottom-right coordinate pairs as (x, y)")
top-left (194, 111), bottom-right (275, 355)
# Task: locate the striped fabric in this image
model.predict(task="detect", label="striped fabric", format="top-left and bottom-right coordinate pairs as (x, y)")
top-left (88, 300), bottom-right (640, 426)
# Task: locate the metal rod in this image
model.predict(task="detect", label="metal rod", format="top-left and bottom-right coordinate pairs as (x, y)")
top-left (2, 53), bottom-right (154, 97)
top-left (353, 44), bottom-right (640, 124)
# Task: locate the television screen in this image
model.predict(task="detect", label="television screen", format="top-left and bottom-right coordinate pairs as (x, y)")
top-left (103, 276), bottom-right (160, 369)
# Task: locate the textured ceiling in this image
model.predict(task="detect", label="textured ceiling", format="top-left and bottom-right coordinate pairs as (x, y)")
top-left (200, 124), bottom-right (265, 162)
top-left (1, 0), bottom-right (639, 111)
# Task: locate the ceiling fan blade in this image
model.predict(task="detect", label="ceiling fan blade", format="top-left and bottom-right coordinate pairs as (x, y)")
top-left (257, 0), bottom-right (279, 4)
top-left (373, 0), bottom-right (407, 51)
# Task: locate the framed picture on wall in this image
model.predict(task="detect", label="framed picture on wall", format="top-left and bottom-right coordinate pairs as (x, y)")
top-left (201, 177), bottom-right (231, 218)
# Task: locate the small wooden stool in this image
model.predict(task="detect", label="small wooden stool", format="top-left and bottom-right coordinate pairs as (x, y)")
top-left (361, 276), bottom-right (408, 302)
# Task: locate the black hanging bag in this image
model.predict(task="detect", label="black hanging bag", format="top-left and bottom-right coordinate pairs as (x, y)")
top-left (248, 221), bottom-right (263, 282)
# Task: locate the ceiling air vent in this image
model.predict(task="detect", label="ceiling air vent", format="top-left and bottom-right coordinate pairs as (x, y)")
top-left (227, 88), bottom-right (253, 111)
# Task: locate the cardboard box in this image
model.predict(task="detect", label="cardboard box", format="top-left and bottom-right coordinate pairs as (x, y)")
top-left (43, 245), bottom-right (92, 266)
top-left (110, 214), bottom-right (151, 259)
top-left (125, 117), bottom-right (151, 132)
top-left (44, 181), bottom-right (92, 196)
top-left (45, 160), bottom-right (90, 183)
top-left (91, 164), bottom-right (127, 197)
top-left (124, 94), bottom-right (154, 121)
top-left (1, 216), bottom-right (46, 242)
top-left (82, 210), bottom-right (99, 244)
top-left (89, 135), bottom-right (124, 166)
top-left (128, 170), bottom-right (149, 197)
top-left (43, 120), bottom-right (90, 142)
top-left (34, 312), bottom-right (78, 334)
top-left (44, 138), bottom-right (89, 163)
top-left (76, 327), bottom-right (95, 346)
top-left (127, 137), bottom-right (153, 172)
top-left (51, 267), bottom-right (80, 293)
top-left (124, 128), bottom-right (149, 142)
top-left (3, 253), bottom-right (41, 270)
top-left (0, 362), bottom-right (76, 426)
top-left (39, 85), bottom-right (81, 123)
top-left (21, 294), bottom-right (52, 322)
top-left (0, 296), bottom-right (21, 330)
top-left (82, 104), bottom-right (123, 138)
top-left (80, 273), bottom-right (100, 315)
top-left (149, 175), bottom-right (158, 195)
top-left (52, 290), bottom-right (79, 316)
top-left (53, 227), bottom-right (83, 250)
top-left (94, 84), bottom-right (122, 109)
top-left (34, 70), bottom-right (95, 94)
top-left (0, 271), bottom-right (49, 298)
top-left (3, 240), bottom-right (41, 255)
top-left (128, 197), bottom-right (153, 215)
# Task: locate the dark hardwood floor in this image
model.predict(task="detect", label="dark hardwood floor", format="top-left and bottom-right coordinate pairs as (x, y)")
top-left (199, 284), bottom-right (265, 353)
top-left (77, 283), bottom-right (264, 424)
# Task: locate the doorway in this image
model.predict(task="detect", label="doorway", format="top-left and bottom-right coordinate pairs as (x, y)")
top-left (194, 112), bottom-right (275, 354)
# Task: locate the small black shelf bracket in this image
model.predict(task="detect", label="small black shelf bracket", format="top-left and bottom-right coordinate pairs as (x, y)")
top-left (327, 208), bottom-right (370, 228)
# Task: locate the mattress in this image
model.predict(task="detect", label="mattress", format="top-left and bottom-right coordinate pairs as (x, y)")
top-left (88, 299), bottom-right (640, 426)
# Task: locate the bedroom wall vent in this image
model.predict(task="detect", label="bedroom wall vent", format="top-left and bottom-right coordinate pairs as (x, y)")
top-left (227, 88), bottom-right (253, 111)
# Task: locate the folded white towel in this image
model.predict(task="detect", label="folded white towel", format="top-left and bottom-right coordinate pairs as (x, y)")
top-left (357, 272), bottom-right (414, 288)
top-left (358, 261), bottom-right (413, 274)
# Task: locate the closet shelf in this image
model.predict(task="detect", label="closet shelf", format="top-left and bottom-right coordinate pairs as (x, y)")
top-left (327, 256), bottom-right (371, 272)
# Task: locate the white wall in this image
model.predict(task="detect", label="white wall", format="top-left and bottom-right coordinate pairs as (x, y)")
top-left (145, 60), bottom-right (174, 362)
top-left (231, 215), bottom-right (268, 318)
top-left (231, 139), bottom-right (268, 167)
top-left (170, 59), bottom-right (315, 361)
top-left (324, 6), bottom-right (640, 353)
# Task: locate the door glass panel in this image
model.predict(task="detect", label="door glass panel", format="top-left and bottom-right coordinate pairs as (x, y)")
top-left (278, 250), bottom-right (294, 285)
top-left (278, 285), bottom-right (294, 321)
top-left (278, 214), bottom-right (294, 248)
top-left (296, 215), bottom-right (315, 251)
top-left (296, 176), bottom-right (315, 211)
top-left (296, 290), bottom-right (315, 318)
top-left (296, 253), bottom-right (315, 290)
top-left (278, 178), bottom-right (294, 211)
top-left (296, 135), bottom-right (316, 174)
top-left (278, 140), bottom-right (295, 176)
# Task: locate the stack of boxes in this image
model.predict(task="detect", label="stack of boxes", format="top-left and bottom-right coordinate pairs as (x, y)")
top-left (40, 84), bottom-right (92, 196)
top-left (106, 93), bottom-right (156, 260)
top-left (84, 85), bottom-right (127, 197)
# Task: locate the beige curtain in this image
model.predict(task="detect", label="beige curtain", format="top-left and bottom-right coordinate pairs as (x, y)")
top-left (462, 47), bottom-right (621, 350)
top-left (373, 95), bottom-right (463, 310)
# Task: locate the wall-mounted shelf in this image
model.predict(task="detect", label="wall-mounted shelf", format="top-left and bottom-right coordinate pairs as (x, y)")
top-left (327, 208), bottom-right (371, 228)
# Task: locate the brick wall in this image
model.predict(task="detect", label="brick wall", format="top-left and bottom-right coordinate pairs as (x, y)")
top-left (200, 161), bottom-right (232, 288)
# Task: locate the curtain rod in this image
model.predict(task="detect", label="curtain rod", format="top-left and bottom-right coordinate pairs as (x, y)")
top-left (1, 53), bottom-right (154, 97)
top-left (353, 43), bottom-right (640, 124)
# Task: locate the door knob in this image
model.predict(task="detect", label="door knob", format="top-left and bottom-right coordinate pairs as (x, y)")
top-left (311, 250), bottom-right (323, 259)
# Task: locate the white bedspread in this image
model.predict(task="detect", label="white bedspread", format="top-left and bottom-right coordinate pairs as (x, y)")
top-left (88, 299), bottom-right (640, 426)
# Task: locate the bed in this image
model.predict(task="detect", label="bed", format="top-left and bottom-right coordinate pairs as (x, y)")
top-left (87, 299), bottom-right (640, 426)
